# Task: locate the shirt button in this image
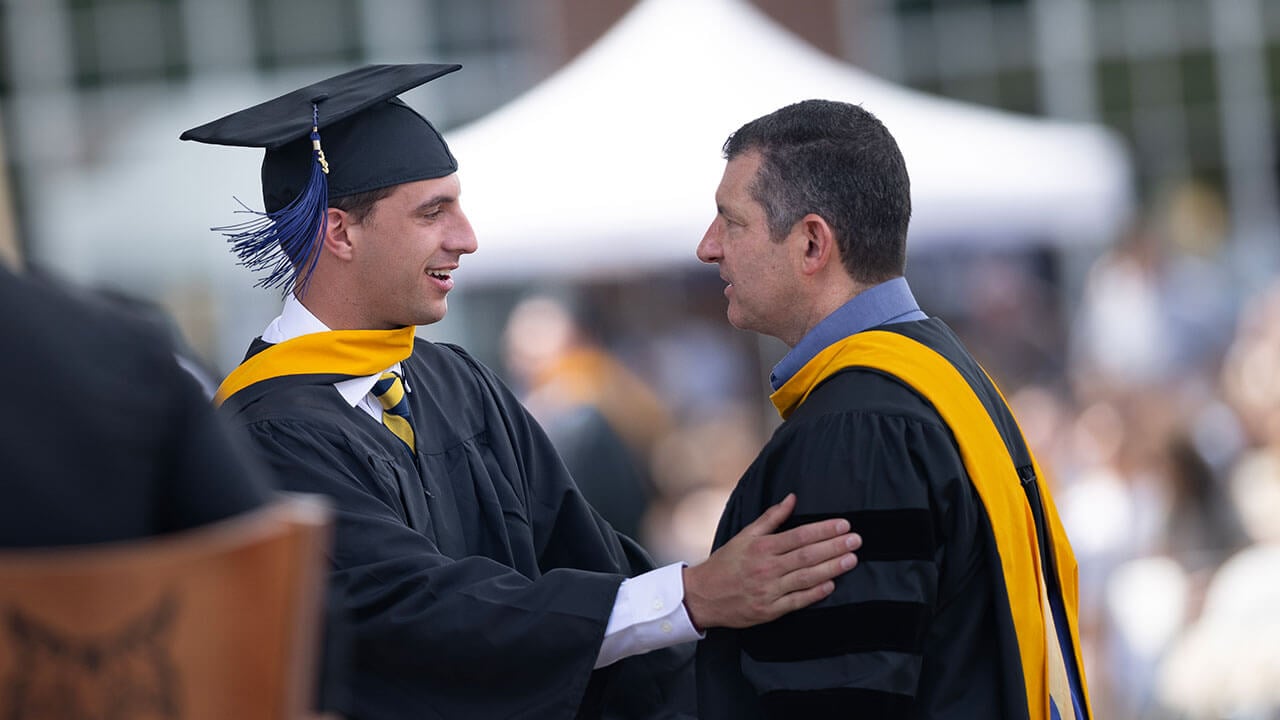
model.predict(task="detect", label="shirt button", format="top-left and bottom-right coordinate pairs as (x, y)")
top-left (652, 599), bottom-right (664, 611)
top-left (661, 621), bottom-right (673, 634)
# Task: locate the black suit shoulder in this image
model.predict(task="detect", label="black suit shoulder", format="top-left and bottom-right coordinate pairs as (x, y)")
top-left (2, 268), bottom-right (173, 381)
top-left (0, 267), bottom-right (272, 546)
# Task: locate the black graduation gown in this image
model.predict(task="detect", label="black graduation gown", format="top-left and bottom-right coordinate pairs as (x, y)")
top-left (697, 319), bottom-right (1020, 719)
top-left (221, 337), bottom-right (694, 720)
top-left (0, 266), bottom-right (273, 547)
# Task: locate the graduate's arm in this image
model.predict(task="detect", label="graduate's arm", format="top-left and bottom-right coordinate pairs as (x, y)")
top-left (242, 418), bottom-right (623, 719)
top-left (733, 411), bottom-right (962, 718)
top-left (456, 344), bottom-right (861, 611)
top-left (458, 344), bottom-right (861, 643)
top-left (449, 346), bottom-right (703, 715)
top-left (447, 344), bottom-right (643, 567)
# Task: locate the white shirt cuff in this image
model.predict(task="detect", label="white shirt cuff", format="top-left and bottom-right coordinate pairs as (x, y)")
top-left (594, 562), bottom-right (703, 669)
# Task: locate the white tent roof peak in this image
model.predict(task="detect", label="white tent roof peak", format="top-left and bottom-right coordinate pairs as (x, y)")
top-left (448, 0), bottom-right (1133, 283)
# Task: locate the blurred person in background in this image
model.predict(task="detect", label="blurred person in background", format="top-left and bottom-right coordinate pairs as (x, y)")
top-left (1158, 433), bottom-right (1249, 579)
top-left (0, 262), bottom-right (274, 545)
top-left (617, 288), bottom-right (764, 567)
top-left (182, 64), bottom-right (864, 719)
top-left (694, 99), bottom-right (1090, 719)
top-left (502, 293), bottom-right (667, 540)
top-left (643, 404), bottom-right (765, 566)
top-left (1071, 179), bottom-right (1237, 405)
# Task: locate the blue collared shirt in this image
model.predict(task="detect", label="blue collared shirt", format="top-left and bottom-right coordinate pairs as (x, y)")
top-left (770, 276), bottom-right (928, 391)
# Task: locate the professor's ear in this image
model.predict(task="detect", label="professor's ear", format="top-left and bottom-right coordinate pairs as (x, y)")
top-left (798, 214), bottom-right (836, 276)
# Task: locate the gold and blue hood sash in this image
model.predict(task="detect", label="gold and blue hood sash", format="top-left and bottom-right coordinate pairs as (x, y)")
top-left (771, 329), bottom-right (1091, 720)
top-left (215, 326), bottom-right (416, 407)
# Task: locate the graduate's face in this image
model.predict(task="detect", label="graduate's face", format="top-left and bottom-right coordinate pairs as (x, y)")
top-left (698, 151), bottom-right (797, 341)
top-left (349, 174), bottom-right (478, 328)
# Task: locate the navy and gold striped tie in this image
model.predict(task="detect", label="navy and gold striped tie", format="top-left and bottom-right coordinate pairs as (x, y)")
top-left (372, 371), bottom-right (415, 452)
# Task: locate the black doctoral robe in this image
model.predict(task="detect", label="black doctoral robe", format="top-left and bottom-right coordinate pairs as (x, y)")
top-left (697, 319), bottom-right (1086, 719)
top-left (220, 336), bottom-right (693, 720)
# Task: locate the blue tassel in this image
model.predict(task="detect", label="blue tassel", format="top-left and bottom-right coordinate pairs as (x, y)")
top-left (213, 105), bottom-right (330, 296)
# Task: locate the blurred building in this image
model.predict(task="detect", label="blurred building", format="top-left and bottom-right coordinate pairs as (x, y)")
top-left (0, 0), bottom-right (593, 258)
top-left (849, 0), bottom-right (1280, 289)
top-left (3, 0), bottom-right (1277, 253)
top-left (0, 0), bottom-right (1275, 370)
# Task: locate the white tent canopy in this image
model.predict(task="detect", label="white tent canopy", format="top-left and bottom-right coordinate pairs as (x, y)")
top-left (448, 0), bottom-right (1133, 284)
top-left (29, 0), bottom-right (1133, 296)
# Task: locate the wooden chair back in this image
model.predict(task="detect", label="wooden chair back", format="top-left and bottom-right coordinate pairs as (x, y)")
top-left (0, 494), bottom-right (332, 720)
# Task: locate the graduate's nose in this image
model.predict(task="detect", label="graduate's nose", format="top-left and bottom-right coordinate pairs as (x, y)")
top-left (451, 209), bottom-right (479, 255)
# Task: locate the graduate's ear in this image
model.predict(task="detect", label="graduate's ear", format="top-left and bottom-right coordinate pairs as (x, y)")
top-left (797, 213), bottom-right (837, 277)
top-left (322, 207), bottom-right (356, 261)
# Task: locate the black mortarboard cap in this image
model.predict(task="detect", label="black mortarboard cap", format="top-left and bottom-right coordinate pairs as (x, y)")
top-left (180, 63), bottom-right (461, 294)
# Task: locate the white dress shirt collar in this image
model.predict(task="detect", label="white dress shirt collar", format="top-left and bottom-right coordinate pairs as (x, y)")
top-left (259, 294), bottom-right (398, 409)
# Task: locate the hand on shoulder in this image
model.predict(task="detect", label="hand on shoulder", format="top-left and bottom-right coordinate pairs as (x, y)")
top-left (682, 493), bottom-right (861, 631)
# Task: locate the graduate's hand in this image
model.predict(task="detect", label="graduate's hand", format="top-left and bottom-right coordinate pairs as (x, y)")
top-left (681, 493), bottom-right (861, 631)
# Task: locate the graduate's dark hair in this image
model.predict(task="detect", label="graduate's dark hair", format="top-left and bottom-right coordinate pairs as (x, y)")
top-left (289, 186), bottom-right (393, 291)
top-left (330, 185), bottom-right (398, 223)
top-left (723, 100), bottom-right (911, 284)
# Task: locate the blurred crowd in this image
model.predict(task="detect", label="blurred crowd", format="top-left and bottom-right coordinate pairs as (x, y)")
top-left (498, 179), bottom-right (1280, 720)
